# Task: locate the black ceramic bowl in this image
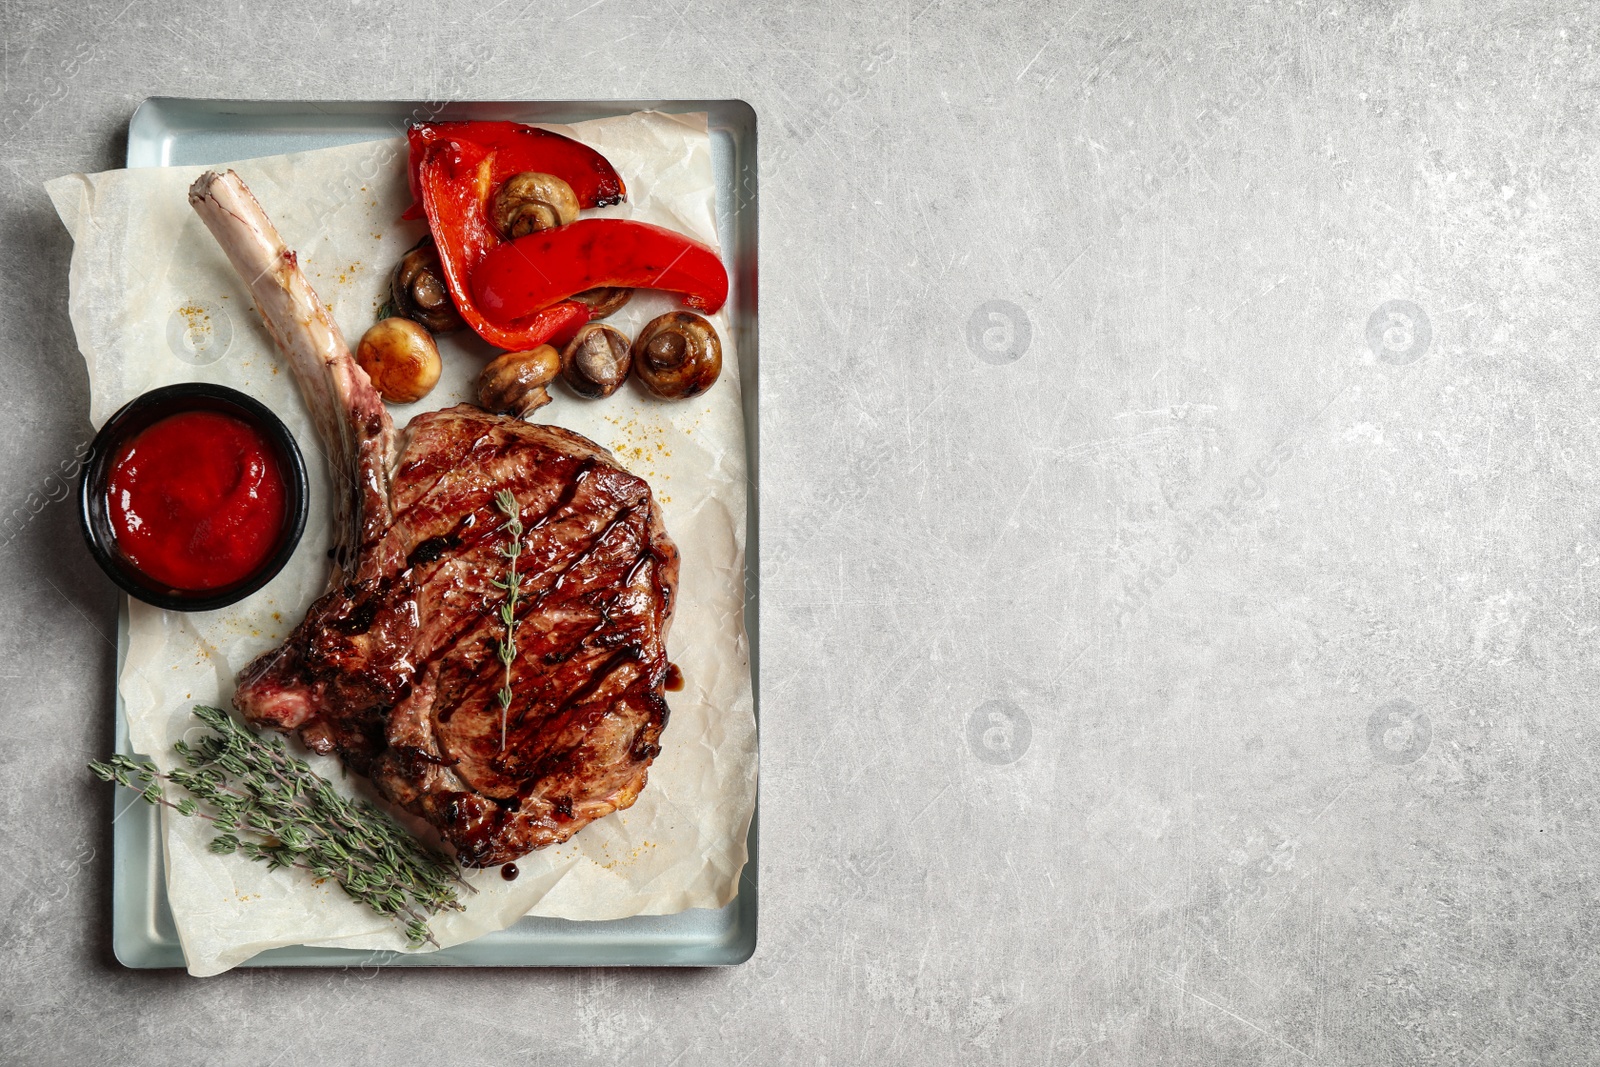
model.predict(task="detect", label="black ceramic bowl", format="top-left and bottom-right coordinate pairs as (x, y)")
top-left (79, 383), bottom-right (309, 612)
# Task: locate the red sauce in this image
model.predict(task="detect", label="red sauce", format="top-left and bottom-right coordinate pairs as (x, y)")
top-left (664, 663), bottom-right (684, 691)
top-left (106, 410), bottom-right (287, 591)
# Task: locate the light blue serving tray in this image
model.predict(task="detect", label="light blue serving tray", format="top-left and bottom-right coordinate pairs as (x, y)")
top-left (112, 98), bottom-right (758, 969)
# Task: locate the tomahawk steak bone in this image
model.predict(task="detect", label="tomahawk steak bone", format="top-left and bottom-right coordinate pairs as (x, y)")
top-left (190, 170), bottom-right (679, 867)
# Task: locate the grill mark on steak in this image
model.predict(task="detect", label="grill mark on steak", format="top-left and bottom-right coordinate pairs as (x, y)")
top-left (511, 644), bottom-right (642, 733)
top-left (526, 506), bottom-right (636, 609)
top-left (527, 458), bottom-right (596, 530)
top-left (540, 589), bottom-right (626, 667)
top-left (552, 645), bottom-right (642, 718)
top-left (407, 534), bottom-right (459, 567)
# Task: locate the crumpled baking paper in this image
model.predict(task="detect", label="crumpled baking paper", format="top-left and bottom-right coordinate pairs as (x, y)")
top-left (46, 111), bottom-right (755, 976)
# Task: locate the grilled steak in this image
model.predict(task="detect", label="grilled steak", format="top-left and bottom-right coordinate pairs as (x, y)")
top-left (191, 171), bottom-right (677, 866)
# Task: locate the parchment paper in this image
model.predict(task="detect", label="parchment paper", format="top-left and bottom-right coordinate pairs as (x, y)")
top-left (46, 112), bottom-right (756, 977)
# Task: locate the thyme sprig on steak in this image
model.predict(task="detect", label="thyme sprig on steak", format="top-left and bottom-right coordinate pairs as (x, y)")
top-left (491, 489), bottom-right (524, 755)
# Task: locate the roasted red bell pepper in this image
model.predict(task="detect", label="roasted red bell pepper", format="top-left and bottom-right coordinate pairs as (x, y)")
top-left (471, 220), bottom-right (730, 322)
top-left (416, 137), bottom-right (589, 351)
top-left (405, 121), bottom-right (626, 221)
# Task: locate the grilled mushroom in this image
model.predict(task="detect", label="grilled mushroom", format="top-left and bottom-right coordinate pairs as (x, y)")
top-left (356, 318), bottom-right (442, 404)
top-left (479, 345), bottom-right (561, 418)
top-left (391, 235), bottom-right (462, 333)
top-left (632, 312), bottom-right (722, 400)
top-left (492, 172), bottom-right (580, 240)
top-left (571, 286), bottom-right (634, 319)
top-left (561, 323), bottom-right (632, 399)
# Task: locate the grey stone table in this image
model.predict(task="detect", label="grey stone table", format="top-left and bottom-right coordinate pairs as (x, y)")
top-left (3, 0), bottom-right (1595, 1063)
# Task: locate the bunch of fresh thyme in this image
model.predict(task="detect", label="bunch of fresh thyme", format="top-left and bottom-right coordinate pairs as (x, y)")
top-left (490, 488), bottom-right (525, 754)
top-left (89, 705), bottom-right (470, 947)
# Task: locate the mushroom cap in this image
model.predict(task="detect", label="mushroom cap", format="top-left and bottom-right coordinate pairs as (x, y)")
top-left (356, 317), bottom-right (442, 404)
top-left (479, 345), bottom-right (562, 418)
top-left (561, 323), bottom-right (632, 399)
top-left (571, 286), bottom-right (634, 319)
top-left (631, 312), bottom-right (723, 400)
top-left (391, 235), bottom-right (462, 334)
top-left (492, 172), bottom-right (580, 240)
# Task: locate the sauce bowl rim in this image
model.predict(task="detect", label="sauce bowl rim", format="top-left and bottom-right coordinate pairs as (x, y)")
top-left (78, 383), bottom-right (310, 613)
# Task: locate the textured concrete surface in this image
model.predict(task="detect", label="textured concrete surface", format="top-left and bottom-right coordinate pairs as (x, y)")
top-left (3, 0), bottom-right (1598, 1063)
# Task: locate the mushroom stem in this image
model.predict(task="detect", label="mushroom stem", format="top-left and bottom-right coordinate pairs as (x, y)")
top-left (561, 323), bottom-right (632, 399)
top-left (478, 346), bottom-right (562, 420)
